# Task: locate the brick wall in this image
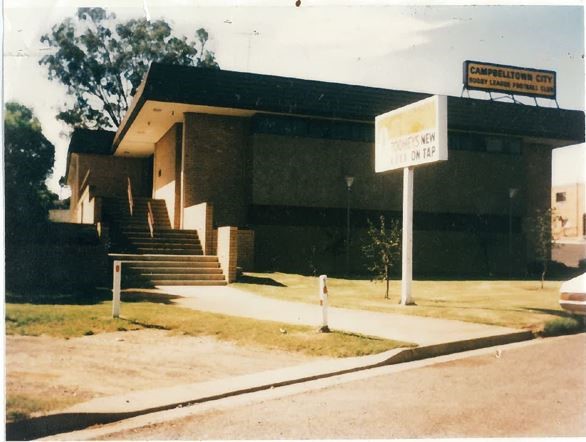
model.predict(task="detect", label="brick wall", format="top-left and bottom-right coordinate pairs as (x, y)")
top-left (5, 223), bottom-right (109, 291)
top-left (249, 134), bottom-right (557, 276)
top-left (552, 183), bottom-right (585, 239)
top-left (523, 143), bottom-right (553, 261)
top-left (183, 202), bottom-right (214, 255)
top-left (253, 224), bottom-right (523, 277)
top-left (154, 124), bottom-right (182, 228)
top-left (74, 186), bottom-right (102, 224)
top-left (251, 133), bottom-right (527, 216)
top-left (182, 113), bottom-right (250, 227)
top-left (70, 153), bottom-right (151, 222)
top-left (217, 226), bottom-right (238, 282)
top-left (237, 229), bottom-right (255, 271)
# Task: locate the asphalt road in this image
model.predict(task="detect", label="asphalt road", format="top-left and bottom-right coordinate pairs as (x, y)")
top-left (104, 333), bottom-right (586, 439)
top-left (553, 241), bottom-right (586, 267)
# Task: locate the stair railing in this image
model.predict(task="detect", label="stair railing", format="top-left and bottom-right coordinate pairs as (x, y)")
top-left (147, 201), bottom-right (155, 238)
top-left (127, 177), bottom-right (134, 217)
top-left (79, 169), bottom-right (91, 197)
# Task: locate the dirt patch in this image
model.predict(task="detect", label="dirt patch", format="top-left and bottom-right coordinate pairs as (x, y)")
top-left (6, 329), bottom-right (322, 419)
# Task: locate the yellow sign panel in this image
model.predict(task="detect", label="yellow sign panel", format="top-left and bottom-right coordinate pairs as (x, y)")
top-left (464, 60), bottom-right (556, 99)
top-left (375, 95), bottom-right (448, 172)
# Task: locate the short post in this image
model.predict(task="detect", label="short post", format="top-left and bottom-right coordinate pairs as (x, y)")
top-left (112, 260), bottom-right (121, 318)
top-left (319, 274), bottom-right (330, 332)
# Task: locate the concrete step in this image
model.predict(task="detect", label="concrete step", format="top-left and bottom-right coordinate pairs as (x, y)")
top-left (111, 206), bottom-right (169, 212)
top-left (116, 226), bottom-right (173, 233)
top-left (121, 229), bottom-right (199, 237)
top-left (123, 234), bottom-right (199, 241)
top-left (129, 240), bottom-right (201, 247)
top-left (122, 260), bottom-right (221, 268)
top-left (148, 280), bottom-right (227, 286)
top-left (124, 237), bottom-right (201, 245)
top-left (112, 215), bottom-right (170, 222)
top-left (125, 267), bottom-right (223, 274)
top-left (125, 273), bottom-right (225, 281)
top-left (133, 247), bottom-right (203, 255)
top-left (109, 253), bottom-right (219, 262)
top-left (116, 219), bottom-right (171, 225)
top-left (121, 276), bottom-right (227, 287)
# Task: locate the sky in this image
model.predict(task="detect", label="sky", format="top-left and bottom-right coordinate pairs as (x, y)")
top-left (3, 0), bottom-right (586, 196)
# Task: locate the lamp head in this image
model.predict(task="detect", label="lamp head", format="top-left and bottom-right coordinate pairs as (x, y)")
top-left (345, 176), bottom-right (355, 189)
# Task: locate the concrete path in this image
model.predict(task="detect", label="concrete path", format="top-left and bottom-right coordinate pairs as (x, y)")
top-left (9, 285), bottom-right (534, 440)
top-left (161, 285), bottom-right (520, 346)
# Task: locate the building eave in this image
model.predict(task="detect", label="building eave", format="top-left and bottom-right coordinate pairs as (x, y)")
top-left (113, 63), bottom-right (585, 155)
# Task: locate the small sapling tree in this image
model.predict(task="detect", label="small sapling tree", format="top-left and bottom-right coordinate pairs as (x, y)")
top-left (362, 216), bottom-right (401, 299)
top-left (530, 208), bottom-right (556, 289)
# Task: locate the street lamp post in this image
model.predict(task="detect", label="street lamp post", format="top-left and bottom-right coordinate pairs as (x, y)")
top-left (345, 176), bottom-right (355, 276)
top-left (509, 188), bottom-right (518, 279)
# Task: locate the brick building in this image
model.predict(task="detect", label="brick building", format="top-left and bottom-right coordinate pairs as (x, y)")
top-left (66, 63), bottom-right (585, 284)
top-left (552, 183), bottom-right (586, 239)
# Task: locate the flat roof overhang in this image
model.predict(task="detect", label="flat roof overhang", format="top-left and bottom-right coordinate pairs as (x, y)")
top-left (114, 101), bottom-right (255, 157)
top-left (113, 63), bottom-right (585, 157)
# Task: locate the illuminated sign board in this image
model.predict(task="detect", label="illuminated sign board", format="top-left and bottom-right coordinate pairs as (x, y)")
top-left (463, 60), bottom-right (556, 99)
top-left (375, 95), bottom-right (447, 172)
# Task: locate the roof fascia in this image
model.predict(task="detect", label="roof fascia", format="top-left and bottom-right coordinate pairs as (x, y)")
top-left (112, 67), bottom-right (152, 153)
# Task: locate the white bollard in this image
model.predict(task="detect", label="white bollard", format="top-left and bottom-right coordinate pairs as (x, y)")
top-left (319, 274), bottom-right (330, 332)
top-left (112, 260), bottom-right (121, 318)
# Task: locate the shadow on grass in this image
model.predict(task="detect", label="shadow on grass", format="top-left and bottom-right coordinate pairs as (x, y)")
top-left (6, 288), bottom-right (182, 306)
top-left (237, 274), bottom-right (287, 287)
top-left (121, 290), bottom-right (182, 305)
top-left (519, 307), bottom-right (575, 319)
top-left (5, 288), bottom-right (112, 305)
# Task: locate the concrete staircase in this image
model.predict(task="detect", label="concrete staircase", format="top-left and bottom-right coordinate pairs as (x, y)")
top-left (103, 197), bottom-right (226, 287)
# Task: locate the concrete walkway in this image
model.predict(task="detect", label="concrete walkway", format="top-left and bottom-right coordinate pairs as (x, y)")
top-left (9, 285), bottom-right (534, 440)
top-left (162, 285), bottom-right (520, 346)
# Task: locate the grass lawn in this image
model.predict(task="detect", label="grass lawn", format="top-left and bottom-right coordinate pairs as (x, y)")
top-left (5, 299), bottom-right (412, 358)
top-left (6, 292), bottom-right (413, 421)
top-left (234, 273), bottom-right (576, 332)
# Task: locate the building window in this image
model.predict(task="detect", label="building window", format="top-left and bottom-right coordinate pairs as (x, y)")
top-left (252, 116), bottom-right (523, 153)
top-left (556, 192), bottom-right (567, 202)
top-left (448, 132), bottom-right (521, 155)
top-left (252, 114), bottom-right (374, 142)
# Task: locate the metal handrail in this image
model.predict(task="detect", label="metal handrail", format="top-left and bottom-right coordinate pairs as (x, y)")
top-left (80, 169), bottom-right (91, 196)
top-left (127, 177), bottom-right (134, 216)
top-left (147, 201), bottom-right (155, 238)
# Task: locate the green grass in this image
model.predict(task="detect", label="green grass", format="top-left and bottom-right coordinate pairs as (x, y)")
top-left (7, 297), bottom-right (413, 421)
top-left (541, 316), bottom-right (585, 337)
top-left (5, 301), bottom-right (412, 358)
top-left (234, 273), bottom-right (573, 332)
top-left (6, 394), bottom-right (83, 423)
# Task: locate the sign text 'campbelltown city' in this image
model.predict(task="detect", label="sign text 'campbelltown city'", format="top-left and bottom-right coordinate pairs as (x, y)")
top-left (463, 60), bottom-right (556, 99)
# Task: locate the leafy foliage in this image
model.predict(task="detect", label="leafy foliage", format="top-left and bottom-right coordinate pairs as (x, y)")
top-left (362, 216), bottom-right (401, 299)
top-left (4, 102), bottom-right (56, 247)
top-left (530, 208), bottom-right (555, 289)
top-left (39, 8), bottom-right (218, 129)
top-left (541, 316), bottom-right (585, 337)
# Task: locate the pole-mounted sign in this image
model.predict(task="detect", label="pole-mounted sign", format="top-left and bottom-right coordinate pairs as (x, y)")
top-left (463, 60), bottom-right (556, 99)
top-left (375, 95), bottom-right (448, 305)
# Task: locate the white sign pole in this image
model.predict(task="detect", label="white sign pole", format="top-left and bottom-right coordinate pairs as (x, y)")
top-left (401, 167), bottom-right (415, 305)
top-left (112, 260), bottom-right (121, 318)
top-left (375, 95), bottom-right (447, 306)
